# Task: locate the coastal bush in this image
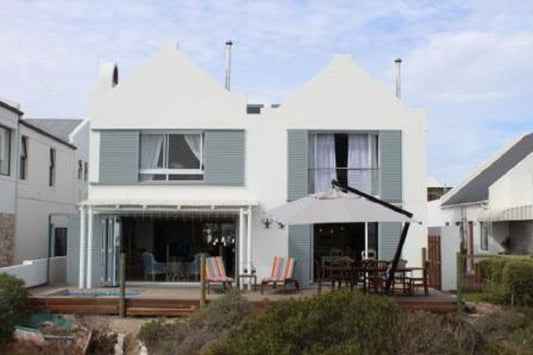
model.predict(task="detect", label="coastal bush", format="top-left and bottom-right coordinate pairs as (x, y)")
top-left (0, 274), bottom-right (28, 345)
top-left (139, 289), bottom-right (253, 354)
top-left (208, 290), bottom-right (400, 355)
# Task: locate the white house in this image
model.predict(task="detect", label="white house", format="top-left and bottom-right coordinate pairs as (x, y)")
top-left (70, 43), bottom-right (427, 289)
top-left (0, 97), bottom-right (89, 270)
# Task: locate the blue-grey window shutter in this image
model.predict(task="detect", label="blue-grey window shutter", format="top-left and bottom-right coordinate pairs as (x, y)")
top-left (378, 130), bottom-right (402, 260)
top-left (379, 130), bottom-right (402, 202)
top-left (66, 213), bottom-right (81, 286)
top-left (99, 130), bottom-right (139, 184)
top-left (287, 130), bottom-right (308, 201)
top-left (287, 130), bottom-right (311, 287)
top-left (378, 222), bottom-right (402, 261)
top-left (204, 130), bottom-right (245, 185)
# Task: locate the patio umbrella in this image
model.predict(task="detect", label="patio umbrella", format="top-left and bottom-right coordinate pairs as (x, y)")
top-left (267, 180), bottom-right (415, 294)
top-left (268, 187), bottom-right (412, 225)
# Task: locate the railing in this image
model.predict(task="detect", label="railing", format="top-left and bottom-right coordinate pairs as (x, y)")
top-left (0, 256), bottom-right (66, 287)
top-left (308, 167), bottom-right (380, 195)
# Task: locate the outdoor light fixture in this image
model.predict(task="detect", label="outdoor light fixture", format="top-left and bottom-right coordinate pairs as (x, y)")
top-left (261, 218), bottom-right (272, 228)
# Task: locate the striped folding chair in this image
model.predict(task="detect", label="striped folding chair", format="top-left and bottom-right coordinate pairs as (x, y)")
top-left (206, 256), bottom-right (233, 294)
top-left (261, 257), bottom-right (300, 294)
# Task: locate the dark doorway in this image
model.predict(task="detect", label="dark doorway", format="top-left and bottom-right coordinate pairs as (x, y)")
top-left (313, 223), bottom-right (378, 281)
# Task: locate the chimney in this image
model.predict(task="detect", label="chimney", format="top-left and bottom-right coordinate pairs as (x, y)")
top-left (225, 40), bottom-right (233, 91)
top-left (394, 58), bottom-right (402, 99)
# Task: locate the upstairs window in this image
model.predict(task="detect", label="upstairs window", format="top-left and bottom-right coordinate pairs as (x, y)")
top-left (139, 133), bottom-right (204, 181)
top-left (49, 148), bottom-right (56, 186)
top-left (0, 125), bottom-right (10, 176)
top-left (84, 161), bottom-right (88, 181)
top-left (310, 133), bottom-right (379, 195)
top-left (77, 159), bottom-right (83, 180)
top-left (19, 136), bottom-right (28, 180)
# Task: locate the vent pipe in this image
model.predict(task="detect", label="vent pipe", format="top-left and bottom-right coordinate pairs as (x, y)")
top-left (225, 40), bottom-right (233, 91)
top-left (394, 58), bottom-right (402, 99)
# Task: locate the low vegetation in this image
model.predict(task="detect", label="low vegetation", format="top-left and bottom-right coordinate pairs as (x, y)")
top-left (476, 257), bottom-right (533, 306)
top-left (139, 289), bottom-right (253, 354)
top-left (208, 291), bottom-right (479, 355)
top-left (0, 274), bottom-right (28, 348)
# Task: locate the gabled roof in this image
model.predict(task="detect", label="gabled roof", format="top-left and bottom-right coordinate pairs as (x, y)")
top-left (442, 133), bottom-right (533, 206)
top-left (24, 119), bottom-right (83, 142)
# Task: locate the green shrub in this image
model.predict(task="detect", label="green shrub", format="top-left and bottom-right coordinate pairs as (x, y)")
top-left (139, 289), bottom-right (253, 355)
top-left (479, 257), bottom-right (509, 283)
top-left (209, 290), bottom-right (400, 355)
top-left (0, 274), bottom-right (28, 345)
top-left (502, 259), bottom-right (533, 306)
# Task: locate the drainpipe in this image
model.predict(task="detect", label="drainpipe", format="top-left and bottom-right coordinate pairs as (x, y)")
top-left (238, 208), bottom-right (245, 290)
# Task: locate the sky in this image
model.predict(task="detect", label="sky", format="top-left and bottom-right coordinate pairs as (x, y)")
top-left (0, 1), bottom-right (532, 186)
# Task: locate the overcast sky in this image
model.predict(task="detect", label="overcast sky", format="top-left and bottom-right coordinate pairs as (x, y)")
top-left (1, 1), bottom-right (532, 185)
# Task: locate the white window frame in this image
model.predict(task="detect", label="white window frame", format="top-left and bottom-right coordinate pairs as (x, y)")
top-left (139, 132), bottom-right (204, 181)
top-left (0, 125), bottom-right (11, 176)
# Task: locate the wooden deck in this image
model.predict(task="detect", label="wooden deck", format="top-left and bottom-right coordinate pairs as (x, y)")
top-left (26, 285), bottom-right (459, 317)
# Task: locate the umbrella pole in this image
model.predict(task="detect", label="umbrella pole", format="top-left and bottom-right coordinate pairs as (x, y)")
top-left (385, 222), bottom-right (411, 294)
top-left (364, 222), bottom-right (368, 259)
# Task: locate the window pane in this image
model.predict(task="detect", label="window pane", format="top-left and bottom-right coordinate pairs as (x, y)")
top-left (0, 127), bottom-right (10, 175)
top-left (168, 134), bottom-right (201, 169)
top-left (140, 134), bottom-right (164, 169)
top-left (169, 174), bottom-right (203, 181)
top-left (139, 173), bottom-right (166, 181)
top-left (54, 228), bottom-right (67, 257)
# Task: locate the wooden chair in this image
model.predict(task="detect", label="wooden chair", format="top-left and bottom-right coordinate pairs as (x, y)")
top-left (363, 259), bottom-right (389, 294)
top-left (205, 256), bottom-right (233, 294)
top-left (410, 261), bottom-right (429, 296)
top-left (261, 257), bottom-right (299, 294)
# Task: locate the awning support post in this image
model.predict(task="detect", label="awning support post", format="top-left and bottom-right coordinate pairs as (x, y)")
top-left (384, 222), bottom-right (411, 294)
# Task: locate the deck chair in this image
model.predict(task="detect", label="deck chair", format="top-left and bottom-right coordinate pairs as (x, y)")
top-left (261, 257), bottom-right (299, 294)
top-left (205, 256), bottom-right (233, 294)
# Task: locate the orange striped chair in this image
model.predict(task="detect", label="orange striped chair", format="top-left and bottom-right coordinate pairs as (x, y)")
top-left (261, 257), bottom-right (299, 294)
top-left (206, 256), bottom-right (233, 294)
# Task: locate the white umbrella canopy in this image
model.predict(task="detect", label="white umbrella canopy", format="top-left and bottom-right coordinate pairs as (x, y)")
top-left (268, 187), bottom-right (412, 225)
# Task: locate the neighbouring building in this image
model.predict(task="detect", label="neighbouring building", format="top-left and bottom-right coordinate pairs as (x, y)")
top-left (0, 98), bottom-right (89, 267)
top-left (429, 133), bottom-right (533, 290)
top-left (69, 43), bottom-right (427, 289)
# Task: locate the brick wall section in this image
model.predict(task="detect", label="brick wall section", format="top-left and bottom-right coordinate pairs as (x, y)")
top-left (0, 213), bottom-right (15, 266)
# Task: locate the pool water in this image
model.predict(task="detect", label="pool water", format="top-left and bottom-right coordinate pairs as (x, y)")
top-left (53, 290), bottom-right (140, 298)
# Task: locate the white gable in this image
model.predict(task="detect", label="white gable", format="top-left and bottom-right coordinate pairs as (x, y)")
top-left (91, 43), bottom-right (246, 129)
top-left (277, 54), bottom-right (421, 129)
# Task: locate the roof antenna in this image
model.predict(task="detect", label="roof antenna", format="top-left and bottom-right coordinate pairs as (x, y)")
top-left (225, 40), bottom-right (233, 91)
top-left (394, 58), bottom-right (402, 99)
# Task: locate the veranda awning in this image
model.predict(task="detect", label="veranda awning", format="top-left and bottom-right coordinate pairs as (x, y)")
top-left (478, 204), bottom-right (533, 222)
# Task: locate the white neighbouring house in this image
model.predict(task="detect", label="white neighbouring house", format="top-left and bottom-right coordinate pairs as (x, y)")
top-left (0, 97), bottom-right (89, 285)
top-left (429, 133), bottom-right (533, 289)
top-left (71, 43), bottom-right (427, 289)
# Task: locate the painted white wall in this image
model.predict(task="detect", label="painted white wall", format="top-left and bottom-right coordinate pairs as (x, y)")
top-left (0, 105), bottom-right (19, 214)
top-left (0, 256), bottom-right (66, 287)
top-left (439, 225), bottom-right (460, 291)
top-left (489, 152), bottom-right (533, 208)
top-left (88, 45), bottom-right (427, 281)
top-left (14, 124), bottom-right (80, 263)
top-left (70, 119), bottom-right (90, 202)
